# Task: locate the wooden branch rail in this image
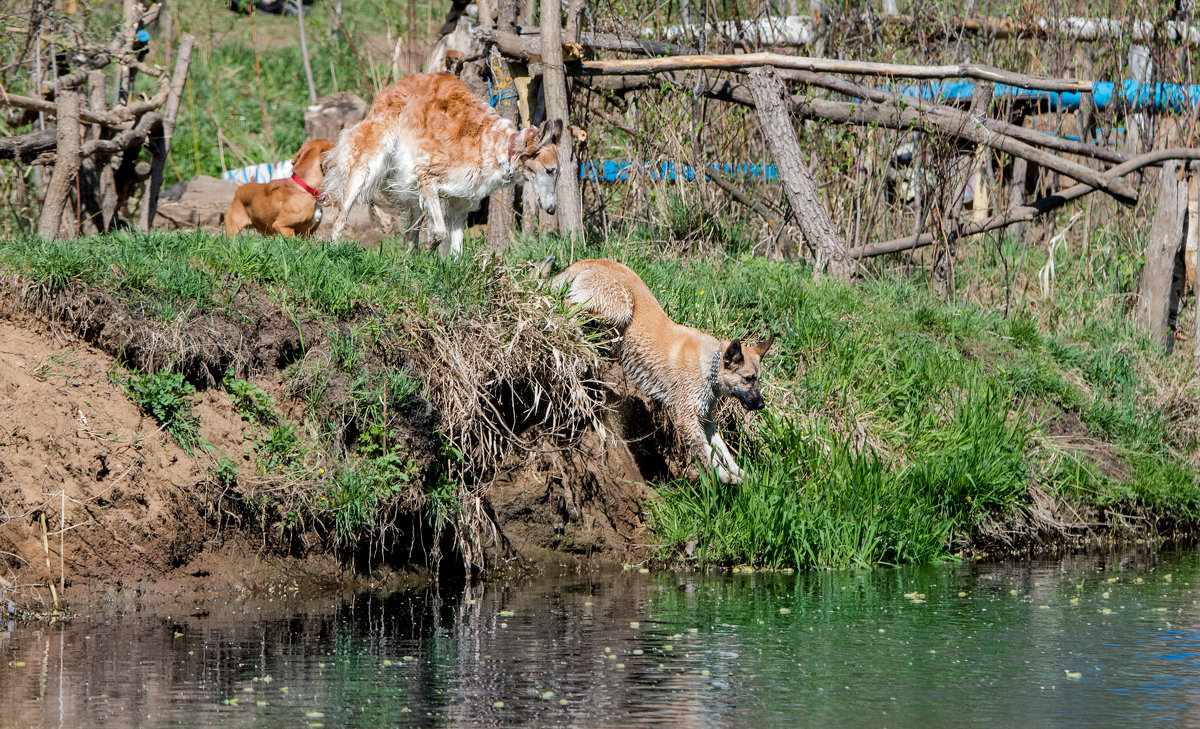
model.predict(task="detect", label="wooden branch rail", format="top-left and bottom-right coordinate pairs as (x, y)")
top-left (884, 14), bottom-right (1200, 44)
top-left (474, 27), bottom-right (583, 62)
top-left (572, 53), bottom-right (1091, 93)
top-left (584, 72), bottom-right (1138, 205)
top-left (513, 26), bottom-right (697, 56)
top-left (788, 95), bottom-right (1137, 204)
top-left (773, 69), bottom-right (1130, 166)
top-left (0, 83), bottom-right (168, 129)
top-left (848, 148), bottom-right (1200, 259)
top-left (0, 129), bottom-right (57, 163)
top-left (634, 13), bottom-right (1200, 47)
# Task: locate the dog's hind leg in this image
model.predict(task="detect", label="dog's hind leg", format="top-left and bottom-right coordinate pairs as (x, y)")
top-left (419, 183), bottom-right (448, 252)
top-left (224, 197), bottom-right (250, 236)
top-left (403, 198), bottom-right (422, 252)
top-left (327, 127), bottom-right (389, 241)
top-left (445, 202), bottom-right (471, 258)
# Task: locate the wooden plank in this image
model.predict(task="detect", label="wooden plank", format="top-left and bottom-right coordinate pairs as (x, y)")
top-left (746, 66), bottom-right (852, 282)
top-left (1136, 162), bottom-right (1188, 349)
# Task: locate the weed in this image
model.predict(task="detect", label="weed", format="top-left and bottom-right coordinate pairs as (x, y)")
top-left (214, 458), bottom-right (239, 486)
top-left (224, 369), bottom-right (278, 425)
top-left (257, 423), bottom-right (305, 474)
top-left (123, 369), bottom-right (202, 452)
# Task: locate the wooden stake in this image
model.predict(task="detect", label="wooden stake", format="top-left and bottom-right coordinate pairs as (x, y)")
top-left (540, 0), bottom-right (583, 236)
top-left (37, 90), bottom-right (81, 240)
top-left (485, 45), bottom-right (518, 249)
top-left (1136, 162), bottom-right (1188, 350)
top-left (747, 66), bottom-right (852, 282)
top-left (297, 0), bottom-right (318, 104)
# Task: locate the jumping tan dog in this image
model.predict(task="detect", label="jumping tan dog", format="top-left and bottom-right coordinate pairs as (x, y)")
top-left (553, 259), bottom-right (774, 485)
top-left (224, 139), bottom-right (334, 237)
top-left (322, 72), bottom-right (562, 256)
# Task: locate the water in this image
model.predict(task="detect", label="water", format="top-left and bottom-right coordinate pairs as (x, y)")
top-left (5, 549), bottom-right (1200, 728)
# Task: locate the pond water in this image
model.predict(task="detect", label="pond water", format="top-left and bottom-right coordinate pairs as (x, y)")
top-left (5, 549), bottom-right (1200, 728)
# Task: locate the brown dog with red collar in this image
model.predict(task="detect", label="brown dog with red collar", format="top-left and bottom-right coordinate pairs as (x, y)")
top-left (224, 139), bottom-right (334, 237)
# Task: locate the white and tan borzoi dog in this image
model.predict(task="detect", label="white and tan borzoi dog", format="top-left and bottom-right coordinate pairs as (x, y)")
top-left (323, 72), bottom-right (563, 255)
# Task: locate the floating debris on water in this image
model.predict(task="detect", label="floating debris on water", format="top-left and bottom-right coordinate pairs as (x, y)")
top-left (493, 701), bottom-right (505, 708)
top-left (499, 610), bottom-right (515, 617)
top-left (540, 691), bottom-right (555, 700)
top-left (779, 607), bottom-right (791, 614)
top-left (630, 621), bottom-right (640, 628)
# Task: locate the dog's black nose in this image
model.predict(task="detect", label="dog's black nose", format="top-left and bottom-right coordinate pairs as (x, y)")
top-left (545, 204), bottom-right (556, 215)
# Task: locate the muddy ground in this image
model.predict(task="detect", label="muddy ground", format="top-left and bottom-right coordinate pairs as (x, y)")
top-left (0, 292), bottom-right (682, 614)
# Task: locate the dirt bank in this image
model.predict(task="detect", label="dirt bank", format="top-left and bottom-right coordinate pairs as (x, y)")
top-left (0, 291), bottom-right (678, 613)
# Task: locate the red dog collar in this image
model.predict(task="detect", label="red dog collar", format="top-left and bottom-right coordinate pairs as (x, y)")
top-left (291, 173), bottom-right (324, 201)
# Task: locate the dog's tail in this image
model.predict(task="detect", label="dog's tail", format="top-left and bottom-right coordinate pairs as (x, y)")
top-left (550, 261), bottom-right (634, 328)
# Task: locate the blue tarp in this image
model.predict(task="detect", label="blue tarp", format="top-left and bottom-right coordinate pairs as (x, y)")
top-left (891, 80), bottom-right (1200, 112)
top-left (579, 160), bottom-right (778, 182)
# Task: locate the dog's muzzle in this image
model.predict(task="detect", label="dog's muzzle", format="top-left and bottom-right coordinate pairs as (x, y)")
top-left (734, 390), bottom-right (766, 411)
top-left (544, 203), bottom-right (557, 215)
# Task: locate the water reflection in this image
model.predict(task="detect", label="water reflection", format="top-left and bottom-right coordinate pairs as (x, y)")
top-left (4, 549), bottom-right (1200, 728)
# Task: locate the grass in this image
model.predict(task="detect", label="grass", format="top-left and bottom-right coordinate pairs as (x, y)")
top-left (1, 223), bottom-right (1197, 571)
top-left (513, 230), bottom-right (1200, 568)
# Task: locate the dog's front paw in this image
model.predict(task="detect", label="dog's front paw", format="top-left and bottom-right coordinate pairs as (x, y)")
top-left (717, 467), bottom-right (744, 486)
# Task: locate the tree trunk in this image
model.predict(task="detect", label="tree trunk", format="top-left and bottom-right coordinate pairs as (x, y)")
top-left (746, 66), bottom-right (852, 282)
top-left (38, 90), bottom-right (81, 240)
top-left (1135, 161), bottom-right (1187, 350)
top-left (540, 0), bottom-right (583, 236)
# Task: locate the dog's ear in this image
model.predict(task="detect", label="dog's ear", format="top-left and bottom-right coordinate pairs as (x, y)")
top-left (752, 335), bottom-right (776, 359)
top-left (537, 119), bottom-right (563, 148)
top-left (723, 339), bottom-right (744, 369)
